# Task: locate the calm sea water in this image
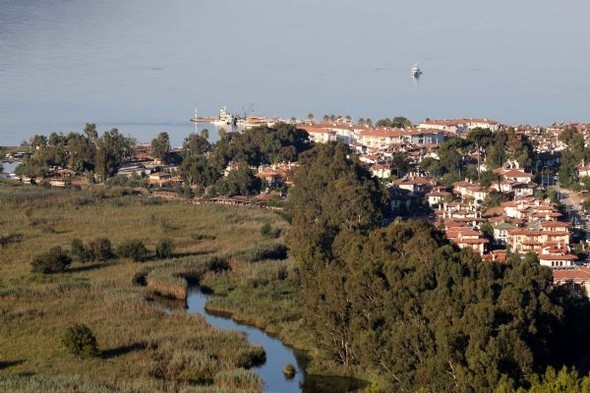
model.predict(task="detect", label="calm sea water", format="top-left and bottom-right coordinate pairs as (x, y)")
top-left (2, 0), bottom-right (590, 147)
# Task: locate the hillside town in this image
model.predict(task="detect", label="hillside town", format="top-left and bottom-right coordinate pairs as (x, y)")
top-left (298, 116), bottom-right (590, 298)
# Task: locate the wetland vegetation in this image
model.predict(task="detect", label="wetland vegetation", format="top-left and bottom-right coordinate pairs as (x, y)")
top-left (0, 182), bottom-right (296, 393)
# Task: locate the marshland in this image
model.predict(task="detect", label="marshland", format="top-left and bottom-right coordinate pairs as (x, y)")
top-left (0, 182), bottom-right (322, 393)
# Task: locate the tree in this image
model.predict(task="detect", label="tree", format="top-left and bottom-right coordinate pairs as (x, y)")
top-left (285, 142), bottom-right (387, 367)
top-left (496, 366), bottom-right (590, 393)
top-left (200, 128), bottom-right (209, 140)
top-left (183, 133), bottom-right (211, 156)
top-left (420, 157), bottom-right (443, 177)
top-left (62, 324), bottom-right (99, 358)
top-left (95, 129), bottom-right (134, 182)
top-left (391, 116), bottom-right (413, 128)
top-left (467, 127), bottom-right (494, 178)
top-left (438, 137), bottom-right (468, 176)
top-left (83, 122), bottom-right (98, 141)
top-left (558, 151), bottom-right (578, 188)
top-left (218, 164), bottom-right (262, 196)
top-left (479, 170), bottom-right (500, 188)
top-left (486, 131), bottom-right (508, 169)
top-left (151, 132), bottom-right (171, 164)
top-left (391, 152), bottom-right (411, 178)
top-left (66, 132), bottom-right (96, 172)
top-left (179, 154), bottom-right (220, 188)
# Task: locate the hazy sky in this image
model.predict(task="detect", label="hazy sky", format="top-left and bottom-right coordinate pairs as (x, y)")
top-left (1, 0), bottom-right (590, 145)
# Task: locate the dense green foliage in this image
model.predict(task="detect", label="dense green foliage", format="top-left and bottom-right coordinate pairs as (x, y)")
top-left (496, 366), bottom-right (590, 393)
top-left (151, 132), bottom-right (172, 164)
top-left (177, 123), bottom-right (310, 195)
top-left (217, 165), bottom-right (262, 197)
top-left (556, 125), bottom-right (590, 188)
top-left (375, 116), bottom-right (413, 128)
top-left (15, 123), bottom-right (135, 181)
top-left (210, 123), bottom-right (311, 168)
top-left (31, 246), bottom-right (72, 273)
top-left (286, 143), bottom-right (590, 392)
top-left (116, 239), bottom-right (149, 261)
top-left (424, 127), bottom-right (535, 186)
top-left (61, 324), bottom-right (99, 358)
top-left (286, 142), bottom-right (388, 367)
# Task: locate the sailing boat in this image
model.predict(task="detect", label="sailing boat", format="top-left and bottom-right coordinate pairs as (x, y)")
top-left (411, 63), bottom-right (422, 78)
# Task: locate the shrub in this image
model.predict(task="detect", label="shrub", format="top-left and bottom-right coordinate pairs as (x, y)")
top-left (61, 324), bottom-right (99, 358)
top-left (70, 238), bottom-right (93, 262)
top-left (235, 346), bottom-right (266, 369)
top-left (116, 239), bottom-right (149, 262)
top-left (31, 246), bottom-right (72, 274)
top-left (155, 238), bottom-right (175, 259)
top-left (230, 242), bottom-right (288, 263)
top-left (89, 237), bottom-right (114, 261)
top-left (282, 363), bottom-right (296, 379)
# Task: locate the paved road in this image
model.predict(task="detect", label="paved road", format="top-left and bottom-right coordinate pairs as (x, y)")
top-left (554, 183), bottom-right (590, 232)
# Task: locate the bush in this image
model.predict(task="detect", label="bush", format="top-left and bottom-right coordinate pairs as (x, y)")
top-left (230, 242), bottom-right (288, 263)
top-left (235, 346), bottom-right (266, 369)
top-left (282, 363), bottom-right (296, 379)
top-left (116, 239), bottom-right (149, 262)
top-left (88, 237), bottom-right (114, 261)
top-left (155, 238), bottom-right (175, 259)
top-left (70, 238), bottom-right (93, 262)
top-left (62, 324), bottom-right (99, 358)
top-left (31, 247), bottom-right (72, 274)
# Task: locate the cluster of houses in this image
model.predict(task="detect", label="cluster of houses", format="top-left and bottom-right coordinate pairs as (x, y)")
top-left (300, 117), bottom-right (590, 299)
top-left (298, 117), bottom-right (499, 150)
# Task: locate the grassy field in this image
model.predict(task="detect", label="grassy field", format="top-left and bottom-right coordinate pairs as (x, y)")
top-left (0, 182), bottom-right (291, 392)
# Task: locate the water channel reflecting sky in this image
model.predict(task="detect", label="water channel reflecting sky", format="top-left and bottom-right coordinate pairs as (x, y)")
top-left (1, 0), bottom-right (590, 147)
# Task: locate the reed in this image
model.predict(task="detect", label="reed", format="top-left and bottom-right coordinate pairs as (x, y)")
top-left (0, 184), bottom-right (287, 392)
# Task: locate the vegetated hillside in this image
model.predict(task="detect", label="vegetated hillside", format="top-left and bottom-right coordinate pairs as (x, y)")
top-left (0, 182), bottom-right (290, 392)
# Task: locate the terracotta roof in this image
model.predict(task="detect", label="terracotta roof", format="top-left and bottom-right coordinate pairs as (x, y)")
top-left (502, 169), bottom-right (533, 178)
top-left (541, 221), bottom-right (571, 228)
top-left (539, 254), bottom-right (577, 261)
top-left (456, 238), bottom-right (489, 244)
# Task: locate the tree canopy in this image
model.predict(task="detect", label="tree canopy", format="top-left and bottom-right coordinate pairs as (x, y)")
top-left (285, 142), bottom-right (590, 392)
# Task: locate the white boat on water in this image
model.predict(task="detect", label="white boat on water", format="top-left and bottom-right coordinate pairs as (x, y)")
top-left (212, 106), bottom-right (236, 126)
top-left (411, 63), bottom-right (422, 77)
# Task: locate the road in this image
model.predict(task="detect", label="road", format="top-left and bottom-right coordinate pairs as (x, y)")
top-left (554, 182), bottom-right (590, 232)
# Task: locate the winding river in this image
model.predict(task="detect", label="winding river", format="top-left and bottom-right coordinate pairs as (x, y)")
top-left (186, 287), bottom-right (304, 392)
top-left (186, 287), bottom-right (364, 393)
